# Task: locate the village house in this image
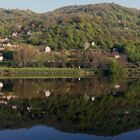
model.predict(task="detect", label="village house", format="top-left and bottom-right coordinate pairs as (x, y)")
top-left (0, 37), bottom-right (8, 43)
top-left (40, 46), bottom-right (51, 53)
top-left (2, 43), bottom-right (18, 51)
top-left (12, 32), bottom-right (18, 37)
top-left (45, 46), bottom-right (51, 53)
top-left (5, 43), bottom-right (12, 47)
top-left (27, 30), bottom-right (31, 35)
top-left (110, 47), bottom-right (121, 59)
top-left (114, 54), bottom-right (120, 59)
top-left (91, 41), bottom-right (96, 47)
top-left (0, 45), bottom-right (5, 51)
top-left (84, 41), bottom-right (90, 50)
top-left (0, 100), bottom-right (7, 105)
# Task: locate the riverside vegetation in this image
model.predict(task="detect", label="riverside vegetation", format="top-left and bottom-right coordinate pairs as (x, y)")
top-left (0, 3), bottom-right (140, 76)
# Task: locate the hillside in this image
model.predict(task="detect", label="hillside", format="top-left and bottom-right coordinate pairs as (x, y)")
top-left (0, 3), bottom-right (140, 66)
top-left (0, 3), bottom-right (140, 69)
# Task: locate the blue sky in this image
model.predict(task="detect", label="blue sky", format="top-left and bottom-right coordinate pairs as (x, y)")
top-left (1, 0), bottom-right (140, 13)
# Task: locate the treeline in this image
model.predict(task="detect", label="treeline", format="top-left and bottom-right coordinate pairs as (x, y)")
top-left (0, 3), bottom-right (140, 52)
top-left (1, 45), bottom-right (125, 75)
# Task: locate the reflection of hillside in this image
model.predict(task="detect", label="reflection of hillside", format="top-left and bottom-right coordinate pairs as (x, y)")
top-left (0, 77), bottom-right (135, 99)
top-left (0, 80), bottom-right (139, 136)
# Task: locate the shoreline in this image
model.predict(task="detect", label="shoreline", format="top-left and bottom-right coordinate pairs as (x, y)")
top-left (0, 67), bottom-right (94, 78)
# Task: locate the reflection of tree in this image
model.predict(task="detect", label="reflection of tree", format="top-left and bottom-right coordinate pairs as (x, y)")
top-left (1, 77), bottom-right (130, 99)
top-left (0, 80), bottom-right (139, 136)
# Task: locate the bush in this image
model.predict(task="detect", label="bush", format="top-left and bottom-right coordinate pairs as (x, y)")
top-left (107, 59), bottom-right (124, 75)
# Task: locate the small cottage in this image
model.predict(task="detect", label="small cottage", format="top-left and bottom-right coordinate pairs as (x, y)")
top-left (115, 85), bottom-right (120, 89)
top-left (6, 43), bottom-right (12, 47)
top-left (27, 31), bottom-right (31, 35)
top-left (91, 41), bottom-right (96, 47)
top-left (84, 41), bottom-right (90, 50)
top-left (45, 46), bottom-right (51, 53)
top-left (114, 55), bottom-right (120, 59)
top-left (12, 32), bottom-right (18, 37)
top-left (0, 37), bottom-right (8, 43)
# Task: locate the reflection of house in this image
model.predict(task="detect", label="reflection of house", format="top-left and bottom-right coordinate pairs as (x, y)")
top-left (84, 94), bottom-right (90, 101)
top-left (0, 94), bottom-right (18, 100)
top-left (6, 95), bottom-right (18, 100)
top-left (91, 96), bottom-right (95, 101)
top-left (0, 54), bottom-right (3, 61)
top-left (27, 107), bottom-right (32, 112)
top-left (0, 82), bottom-right (3, 88)
top-left (0, 100), bottom-right (7, 105)
top-left (45, 90), bottom-right (51, 97)
top-left (11, 105), bottom-right (17, 110)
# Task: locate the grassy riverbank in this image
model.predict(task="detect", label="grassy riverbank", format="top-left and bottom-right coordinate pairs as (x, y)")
top-left (0, 67), bottom-right (94, 78)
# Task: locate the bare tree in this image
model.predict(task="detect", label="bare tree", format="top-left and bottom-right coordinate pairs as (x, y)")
top-left (13, 45), bottom-right (38, 67)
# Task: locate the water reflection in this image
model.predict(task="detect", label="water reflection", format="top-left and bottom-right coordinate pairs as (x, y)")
top-left (0, 77), bottom-right (139, 139)
top-left (0, 77), bottom-right (132, 99)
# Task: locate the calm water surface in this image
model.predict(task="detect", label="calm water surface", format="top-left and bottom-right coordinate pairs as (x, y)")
top-left (0, 76), bottom-right (139, 140)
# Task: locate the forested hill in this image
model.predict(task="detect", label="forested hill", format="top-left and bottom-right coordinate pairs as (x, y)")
top-left (0, 3), bottom-right (140, 52)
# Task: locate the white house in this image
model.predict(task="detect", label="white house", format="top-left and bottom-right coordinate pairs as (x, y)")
top-left (27, 31), bottom-right (31, 35)
top-left (6, 43), bottom-right (13, 47)
top-left (0, 37), bottom-right (8, 43)
top-left (12, 32), bottom-right (18, 37)
top-left (0, 100), bottom-right (7, 105)
top-left (115, 85), bottom-right (120, 89)
top-left (124, 27), bottom-right (129, 30)
top-left (114, 55), bottom-right (120, 59)
top-left (84, 41), bottom-right (90, 50)
top-left (91, 96), bottom-right (95, 102)
top-left (45, 46), bottom-right (51, 53)
top-left (91, 41), bottom-right (96, 47)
